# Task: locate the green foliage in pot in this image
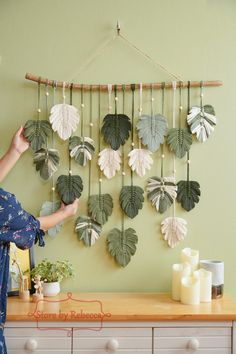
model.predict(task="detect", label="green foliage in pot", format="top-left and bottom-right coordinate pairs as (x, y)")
top-left (31, 259), bottom-right (75, 283)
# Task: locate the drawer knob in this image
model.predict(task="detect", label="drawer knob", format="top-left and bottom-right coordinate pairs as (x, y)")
top-left (106, 338), bottom-right (119, 351)
top-left (188, 338), bottom-right (200, 350)
top-left (25, 338), bottom-right (38, 351)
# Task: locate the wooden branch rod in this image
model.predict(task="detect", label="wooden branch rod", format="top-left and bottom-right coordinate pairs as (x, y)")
top-left (25, 73), bottom-right (223, 91)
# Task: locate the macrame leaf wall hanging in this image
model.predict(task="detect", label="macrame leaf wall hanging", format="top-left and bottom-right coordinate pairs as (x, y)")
top-left (49, 82), bottom-right (80, 140)
top-left (187, 82), bottom-right (217, 143)
top-left (107, 227), bottom-right (138, 267)
top-left (107, 86), bottom-right (138, 266)
top-left (161, 81), bottom-right (187, 248)
top-left (119, 85), bottom-right (144, 219)
top-left (33, 148), bottom-right (59, 180)
top-left (101, 84), bottom-right (131, 150)
top-left (128, 83), bottom-right (153, 177)
top-left (88, 86), bottom-right (114, 225)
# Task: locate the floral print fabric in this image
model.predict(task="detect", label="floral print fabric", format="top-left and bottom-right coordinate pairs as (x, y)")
top-left (0, 188), bottom-right (45, 353)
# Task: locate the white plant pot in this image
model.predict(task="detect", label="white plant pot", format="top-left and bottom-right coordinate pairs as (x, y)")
top-left (42, 282), bottom-right (60, 296)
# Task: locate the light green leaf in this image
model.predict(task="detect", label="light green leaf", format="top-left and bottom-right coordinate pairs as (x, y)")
top-left (39, 201), bottom-right (63, 238)
top-left (119, 186), bottom-right (144, 219)
top-left (101, 114), bottom-right (131, 150)
top-left (88, 194), bottom-right (113, 225)
top-left (56, 174), bottom-right (83, 205)
top-left (147, 176), bottom-right (177, 214)
top-left (69, 136), bottom-right (95, 166)
top-left (187, 105), bottom-right (217, 142)
top-left (75, 216), bottom-right (102, 247)
top-left (33, 148), bottom-right (59, 180)
top-left (23, 120), bottom-right (52, 151)
top-left (167, 128), bottom-right (192, 158)
top-left (136, 114), bottom-right (168, 152)
top-left (107, 228), bottom-right (138, 267)
top-left (177, 180), bottom-right (201, 211)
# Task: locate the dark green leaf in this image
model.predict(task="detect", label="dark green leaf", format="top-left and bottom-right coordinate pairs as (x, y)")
top-left (23, 120), bottom-right (52, 151)
top-left (119, 186), bottom-right (144, 218)
top-left (33, 148), bottom-right (59, 180)
top-left (177, 180), bottom-right (201, 211)
top-left (136, 114), bottom-right (168, 152)
top-left (101, 114), bottom-right (131, 150)
top-left (75, 216), bottom-right (102, 246)
top-left (56, 174), bottom-right (83, 205)
top-left (88, 194), bottom-right (113, 225)
top-left (167, 128), bottom-right (192, 158)
top-left (107, 228), bottom-right (138, 267)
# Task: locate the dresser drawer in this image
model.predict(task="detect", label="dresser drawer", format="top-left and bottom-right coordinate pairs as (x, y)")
top-left (154, 327), bottom-right (231, 353)
top-left (73, 327), bottom-right (152, 352)
top-left (5, 327), bottom-right (71, 353)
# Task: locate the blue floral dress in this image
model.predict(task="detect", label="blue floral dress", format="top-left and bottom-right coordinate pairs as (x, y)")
top-left (0, 188), bottom-right (45, 354)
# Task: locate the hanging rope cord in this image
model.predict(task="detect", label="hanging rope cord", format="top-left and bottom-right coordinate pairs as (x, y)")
top-left (68, 31), bottom-right (184, 82)
top-left (187, 81), bottom-right (191, 182)
top-left (51, 81), bottom-right (57, 208)
top-left (121, 84), bottom-right (126, 233)
top-left (88, 86), bottom-right (93, 203)
top-left (68, 83), bottom-right (73, 174)
top-left (161, 83), bottom-right (165, 179)
top-left (98, 85), bottom-right (102, 196)
top-left (37, 79), bottom-right (41, 121)
top-left (131, 84), bottom-right (135, 187)
top-left (172, 81), bottom-right (177, 218)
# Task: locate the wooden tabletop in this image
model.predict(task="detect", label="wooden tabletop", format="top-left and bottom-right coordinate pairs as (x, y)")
top-left (6, 292), bottom-right (236, 322)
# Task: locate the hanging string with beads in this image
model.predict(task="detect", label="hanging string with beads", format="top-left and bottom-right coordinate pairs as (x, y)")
top-left (131, 84), bottom-right (135, 187)
top-left (88, 86), bottom-right (93, 209)
top-left (68, 82), bottom-right (72, 175)
top-left (187, 81), bottom-right (191, 180)
top-left (121, 84), bottom-right (126, 233)
top-left (160, 82), bottom-right (165, 178)
top-left (98, 85), bottom-right (102, 194)
top-left (37, 79), bottom-right (41, 119)
top-left (172, 81), bottom-right (177, 218)
top-left (80, 84), bottom-right (84, 138)
top-left (138, 83), bottom-right (143, 149)
top-left (51, 81), bottom-right (57, 206)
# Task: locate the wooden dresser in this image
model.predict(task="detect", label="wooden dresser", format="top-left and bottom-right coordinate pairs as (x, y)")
top-left (5, 292), bottom-right (236, 353)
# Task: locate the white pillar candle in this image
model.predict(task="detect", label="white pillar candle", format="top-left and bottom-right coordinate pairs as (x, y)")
top-left (172, 263), bottom-right (192, 301)
top-left (194, 268), bottom-right (212, 303)
top-left (181, 247), bottom-right (199, 271)
top-left (181, 274), bottom-right (200, 305)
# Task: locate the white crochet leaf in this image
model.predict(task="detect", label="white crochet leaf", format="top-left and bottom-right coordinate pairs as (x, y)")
top-left (98, 148), bottom-right (121, 179)
top-left (187, 105), bottom-right (217, 143)
top-left (128, 149), bottom-right (153, 177)
top-left (161, 216), bottom-right (187, 248)
top-left (49, 104), bottom-right (80, 140)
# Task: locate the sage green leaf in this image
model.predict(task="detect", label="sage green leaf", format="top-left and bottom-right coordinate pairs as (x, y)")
top-left (88, 194), bottom-right (113, 225)
top-left (107, 228), bottom-right (138, 267)
top-left (69, 136), bottom-right (95, 166)
top-left (119, 186), bottom-right (144, 219)
top-left (136, 114), bottom-right (168, 152)
top-left (167, 128), bottom-right (192, 158)
top-left (33, 148), bottom-right (59, 180)
top-left (56, 174), bottom-right (83, 205)
top-left (101, 114), bottom-right (131, 150)
top-left (23, 120), bottom-right (52, 151)
top-left (147, 176), bottom-right (177, 214)
top-left (177, 180), bottom-right (201, 211)
top-left (187, 105), bottom-right (217, 143)
top-left (39, 201), bottom-right (63, 237)
top-left (75, 216), bottom-right (102, 247)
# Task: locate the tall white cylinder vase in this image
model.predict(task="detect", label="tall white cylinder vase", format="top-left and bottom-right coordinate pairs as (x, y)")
top-left (200, 260), bottom-right (224, 299)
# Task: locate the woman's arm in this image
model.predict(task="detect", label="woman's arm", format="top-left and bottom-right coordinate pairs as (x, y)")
top-left (0, 127), bottom-right (29, 183)
top-left (37, 199), bottom-right (79, 231)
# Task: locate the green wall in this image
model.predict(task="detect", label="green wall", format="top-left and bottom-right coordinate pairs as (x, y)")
top-left (1, 0), bottom-right (236, 297)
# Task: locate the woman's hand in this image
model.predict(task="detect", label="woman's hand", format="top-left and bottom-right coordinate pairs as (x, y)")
top-left (60, 199), bottom-right (79, 218)
top-left (10, 126), bottom-right (29, 155)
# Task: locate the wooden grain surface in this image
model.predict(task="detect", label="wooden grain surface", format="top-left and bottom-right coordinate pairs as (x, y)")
top-left (6, 292), bottom-right (236, 322)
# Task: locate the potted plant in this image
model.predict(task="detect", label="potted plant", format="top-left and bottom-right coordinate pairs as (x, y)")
top-left (30, 259), bottom-right (75, 296)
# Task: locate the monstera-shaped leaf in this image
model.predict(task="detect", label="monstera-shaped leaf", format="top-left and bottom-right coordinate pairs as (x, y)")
top-left (128, 149), bottom-right (153, 177)
top-left (69, 136), bottom-right (95, 166)
top-left (119, 186), bottom-right (144, 219)
top-left (40, 201), bottom-right (63, 238)
top-left (167, 128), bottom-right (192, 158)
top-left (177, 180), bottom-right (201, 211)
top-left (56, 174), bottom-right (83, 205)
top-left (161, 216), bottom-right (187, 248)
top-left (24, 120), bottom-right (52, 151)
top-left (147, 176), bottom-right (177, 214)
top-left (136, 114), bottom-right (168, 152)
top-left (98, 148), bottom-right (121, 179)
top-left (75, 216), bottom-right (102, 247)
top-left (88, 194), bottom-right (113, 225)
top-left (49, 103), bottom-right (80, 140)
top-left (33, 148), bottom-right (59, 180)
top-left (101, 113), bottom-right (131, 150)
top-left (107, 228), bottom-right (138, 267)
top-left (187, 105), bottom-right (217, 143)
